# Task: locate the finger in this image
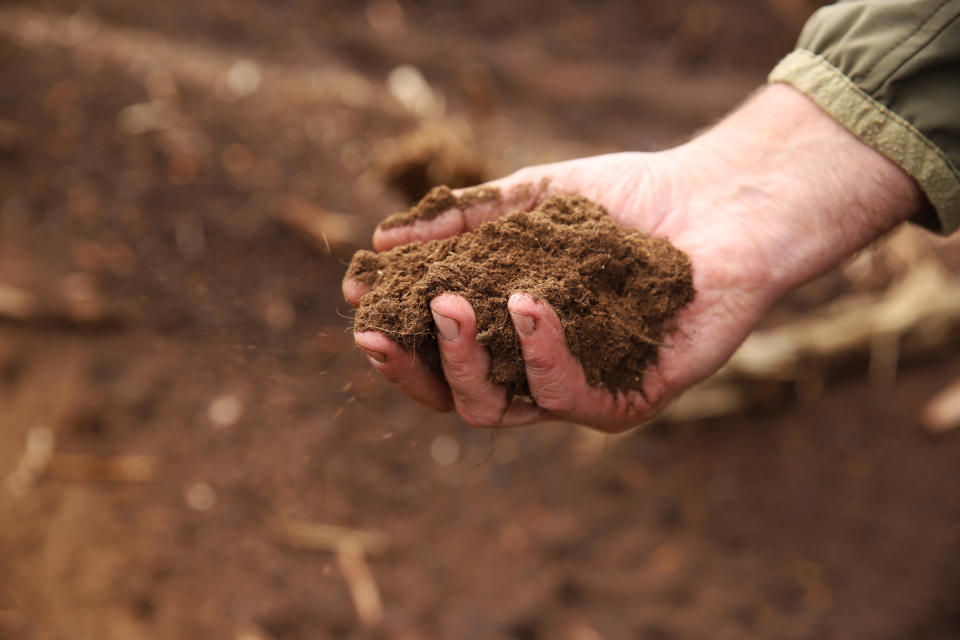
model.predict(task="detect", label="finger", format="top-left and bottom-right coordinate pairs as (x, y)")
top-left (342, 278), bottom-right (371, 307)
top-left (431, 293), bottom-right (544, 427)
top-left (354, 331), bottom-right (453, 412)
top-left (372, 170), bottom-right (554, 252)
top-left (507, 293), bottom-right (651, 432)
top-left (373, 208), bottom-right (466, 252)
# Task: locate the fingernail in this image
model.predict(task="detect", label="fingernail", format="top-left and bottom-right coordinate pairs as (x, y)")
top-left (431, 310), bottom-right (460, 341)
top-left (363, 348), bottom-right (387, 363)
top-left (510, 311), bottom-right (536, 337)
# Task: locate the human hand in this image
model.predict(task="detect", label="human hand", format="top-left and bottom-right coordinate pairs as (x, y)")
top-left (343, 84), bottom-right (923, 431)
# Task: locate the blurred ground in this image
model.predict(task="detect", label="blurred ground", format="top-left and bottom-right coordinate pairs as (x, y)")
top-left (2, 2), bottom-right (960, 639)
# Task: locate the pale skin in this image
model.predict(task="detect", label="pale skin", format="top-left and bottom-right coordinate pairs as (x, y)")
top-left (342, 83), bottom-right (925, 432)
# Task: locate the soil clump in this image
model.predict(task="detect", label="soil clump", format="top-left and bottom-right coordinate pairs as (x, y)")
top-left (377, 185), bottom-right (501, 230)
top-left (349, 193), bottom-right (695, 396)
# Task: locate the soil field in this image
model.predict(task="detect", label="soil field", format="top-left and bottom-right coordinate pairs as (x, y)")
top-left (2, 2), bottom-right (960, 639)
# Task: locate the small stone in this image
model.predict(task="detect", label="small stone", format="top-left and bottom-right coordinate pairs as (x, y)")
top-left (429, 435), bottom-right (460, 466)
top-left (387, 65), bottom-right (440, 118)
top-left (218, 60), bottom-right (262, 101)
top-left (921, 376), bottom-right (960, 434)
top-left (207, 394), bottom-right (243, 428)
top-left (185, 482), bottom-right (216, 511)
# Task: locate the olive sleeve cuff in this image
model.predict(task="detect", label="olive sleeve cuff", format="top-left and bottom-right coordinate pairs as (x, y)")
top-left (769, 49), bottom-right (960, 233)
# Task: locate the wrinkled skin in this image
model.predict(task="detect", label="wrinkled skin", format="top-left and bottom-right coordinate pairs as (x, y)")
top-left (343, 85), bottom-right (923, 432)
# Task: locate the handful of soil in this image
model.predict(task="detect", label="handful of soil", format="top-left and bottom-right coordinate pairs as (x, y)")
top-left (347, 191), bottom-right (694, 397)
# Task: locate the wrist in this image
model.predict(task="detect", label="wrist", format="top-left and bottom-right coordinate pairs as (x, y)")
top-left (667, 83), bottom-right (924, 299)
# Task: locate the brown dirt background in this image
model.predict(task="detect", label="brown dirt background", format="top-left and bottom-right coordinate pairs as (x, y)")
top-left (3, 1), bottom-right (960, 639)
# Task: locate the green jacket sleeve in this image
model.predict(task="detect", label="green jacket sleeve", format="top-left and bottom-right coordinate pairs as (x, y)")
top-left (768, 0), bottom-right (960, 233)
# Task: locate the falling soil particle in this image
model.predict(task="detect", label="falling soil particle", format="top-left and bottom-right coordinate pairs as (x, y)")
top-left (348, 193), bottom-right (694, 396)
top-left (377, 185), bottom-right (501, 230)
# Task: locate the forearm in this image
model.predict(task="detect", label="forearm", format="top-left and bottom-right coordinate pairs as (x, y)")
top-left (669, 83), bottom-right (925, 298)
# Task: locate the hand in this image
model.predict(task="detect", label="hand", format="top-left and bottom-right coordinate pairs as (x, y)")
top-left (343, 84), bottom-right (923, 431)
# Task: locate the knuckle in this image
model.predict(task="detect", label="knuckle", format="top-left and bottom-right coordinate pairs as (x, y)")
top-left (522, 351), bottom-right (556, 377)
top-left (509, 167), bottom-right (536, 183)
top-left (455, 393), bottom-right (504, 428)
top-left (535, 392), bottom-right (572, 414)
top-left (440, 352), bottom-right (479, 383)
top-left (458, 407), bottom-right (498, 428)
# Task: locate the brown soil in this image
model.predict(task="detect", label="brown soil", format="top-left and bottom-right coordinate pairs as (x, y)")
top-left (350, 194), bottom-right (694, 395)
top-left (377, 184), bottom-right (501, 230)
top-left (10, 2), bottom-right (960, 640)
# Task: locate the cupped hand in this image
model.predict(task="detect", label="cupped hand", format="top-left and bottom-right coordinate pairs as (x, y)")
top-left (343, 150), bottom-right (775, 432)
top-left (343, 84), bottom-right (923, 432)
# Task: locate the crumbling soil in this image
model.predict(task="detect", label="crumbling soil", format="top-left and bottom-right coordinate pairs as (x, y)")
top-left (376, 184), bottom-right (502, 230)
top-left (349, 193), bottom-right (694, 395)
